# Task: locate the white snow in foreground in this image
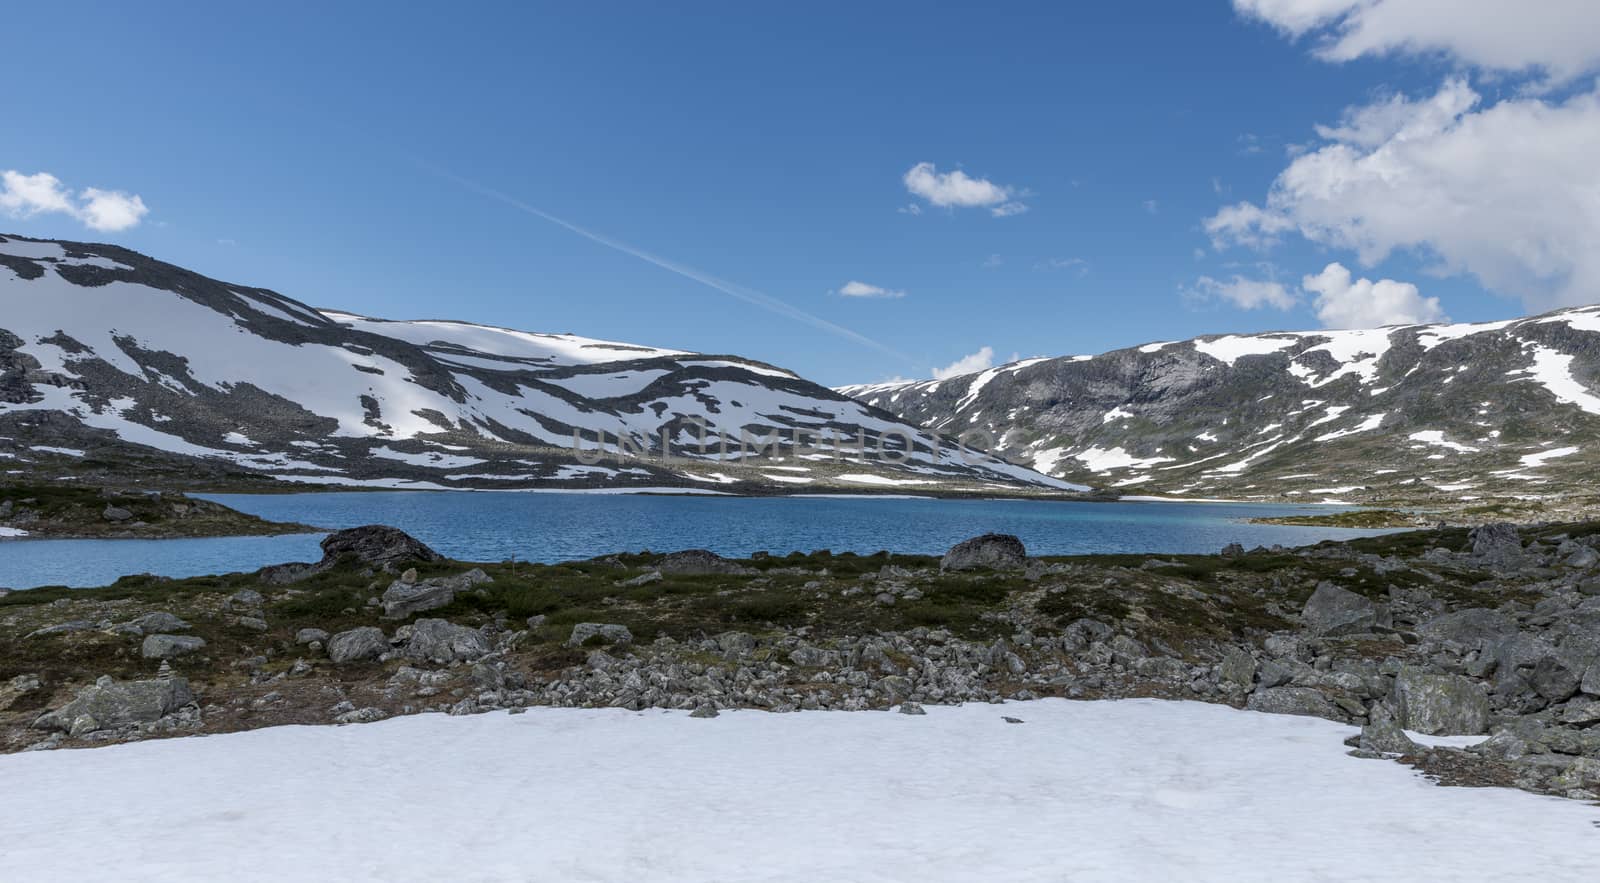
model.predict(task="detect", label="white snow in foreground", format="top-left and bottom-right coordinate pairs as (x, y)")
top-left (0, 526), bottom-right (28, 537)
top-left (2, 700), bottom-right (1596, 882)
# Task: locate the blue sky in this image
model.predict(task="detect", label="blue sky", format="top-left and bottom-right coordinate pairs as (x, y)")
top-left (4, 2), bottom-right (1599, 385)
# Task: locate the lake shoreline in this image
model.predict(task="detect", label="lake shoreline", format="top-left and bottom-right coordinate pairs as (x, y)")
top-left (4, 521), bottom-right (1599, 806)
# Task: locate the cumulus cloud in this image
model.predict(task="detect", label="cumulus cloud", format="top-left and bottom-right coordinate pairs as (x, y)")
top-left (903, 162), bottom-right (1027, 217)
top-left (1303, 262), bottom-right (1446, 328)
top-left (1203, 201), bottom-right (1295, 250)
top-left (932, 346), bottom-right (995, 380)
top-left (836, 280), bottom-right (906, 299)
top-left (1204, 79), bottom-right (1600, 310)
top-left (0, 170), bottom-right (148, 232)
top-left (1234, 0), bottom-right (1600, 85)
top-left (1187, 274), bottom-right (1298, 311)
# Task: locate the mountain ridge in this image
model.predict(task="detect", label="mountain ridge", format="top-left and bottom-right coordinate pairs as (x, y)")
top-left (0, 234), bottom-right (1078, 496)
top-left (838, 306), bottom-right (1600, 507)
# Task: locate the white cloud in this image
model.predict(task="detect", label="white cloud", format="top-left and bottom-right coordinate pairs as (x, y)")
top-left (1234, 0), bottom-right (1600, 84)
top-left (1204, 80), bottom-right (1600, 310)
top-left (1142, 199), bottom-right (1160, 214)
top-left (836, 280), bottom-right (906, 299)
top-left (1035, 257), bottom-right (1089, 276)
top-left (1303, 262), bottom-right (1446, 328)
top-left (932, 346), bottom-right (995, 380)
top-left (0, 170), bottom-right (149, 232)
top-left (1204, 201), bottom-right (1295, 250)
top-left (981, 254), bottom-right (1004, 268)
top-left (903, 162), bottom-right (1027, 216)
top-left (1189, 274), bottom-right (1298, 311)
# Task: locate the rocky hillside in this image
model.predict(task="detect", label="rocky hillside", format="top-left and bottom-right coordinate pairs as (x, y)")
top-left (0, 235), bottom-right (1075, 495)
top-left (839, 310), bottom-right (1600, 505)
top-left (4, 523), bottom-right (1600, 801)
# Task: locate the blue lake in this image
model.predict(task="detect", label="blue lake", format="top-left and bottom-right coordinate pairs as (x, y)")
top-left (0, 493), bottom-right (1399, 589)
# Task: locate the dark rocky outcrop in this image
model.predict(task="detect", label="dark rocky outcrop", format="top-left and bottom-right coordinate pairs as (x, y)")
top-left (940, 534), bottom-right (1027, 572)
top-left (318, 526), bottom-right (442, 571)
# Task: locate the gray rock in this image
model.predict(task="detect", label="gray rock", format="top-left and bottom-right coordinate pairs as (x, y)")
top-left (0, 673), bottom-right (42, 712)
top-left (617, 570), bottom-right (663, 587)
top-left (716, 631), bottom-right (757, 657)
top-left (224, 588), bottom-right (264, 611)
top-left (1567, 545), bottom-right (1600, 570)
top-left (1219, 648), bottom-right (1257, 687)
top-left (102, 504), bottom-right (133, 522)
top-left (1469, 523), bottom-right (1523, 562)
top-left (26, 620), bottom-right (94, 639)
top-left (33, 675), bottom-right (194, 736)
top-left (567, 623), bottom-right (634, 647)
top-left (657, 549), bottom-right (744, 575)
top-left (1246, 687), bottom-right (1338, 720)
top-left (334, 707), bottom-right (388, 725)
top-left (940, 533), bottom-right (1027, 572)
top-left (327, 627), bottom-right (389, 663)
top-left (403, 619), bottom-right (491, 664)
top-left (380, 568), bottom-right (491, 619)
top-left (1584, 659), bottom-right (1600, 697)
top-left (789, 645), bottom-right (831, 667)
top-left (1530, 652), bottom-right (1584, 703)
top-left (319, 525), bottom-right (443, 571)
top-left (690, 704), bottom-right (720, 718)
top-left (1392, 667), bottom-right (1490, 735)
top-left (1560, 700), bottom-right (1600, 726)
top-left (1360, 717), bottom-right (1422, 755)
top-left (234, 616), bottom-right (269, 632)
top-left (295, 628), bottom-right (330, 645)
top-left (140, 634), bottom-right (206, 660)
top-left (1257, 659), bottom-right (1294, 689)
top-left (899, 702), bottom-right (927, 715)
top-left (123, 611), bottom-right (191, 635)
top-left (1300, 582), bottom-right (1378, 636)
top-left (1416, 608), bottom-right (1517, 647)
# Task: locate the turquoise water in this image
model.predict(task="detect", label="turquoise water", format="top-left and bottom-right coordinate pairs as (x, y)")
top-left (0, 492), bottom-right (1397, 589)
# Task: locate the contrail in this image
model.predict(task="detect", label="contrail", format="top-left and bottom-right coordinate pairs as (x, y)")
top-left (421, 162), bottom-right (914, 364)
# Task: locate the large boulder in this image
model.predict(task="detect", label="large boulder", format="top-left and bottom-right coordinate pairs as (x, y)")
top-left (319, 526), bottom-right (442, 571)
top-left (380, 568), bottom-right (491, 619)
top-left (1392, 667), bottom-right (1490, 735)
top-left (656, 550), bottom-right (744, 575)
top-left (1300, 582), bottom-right (1378, 636)
top-left (1246, 686), bottom-right (1339, 720)
top-left (1469, 523), bottom-right (1523, 563)
top-left (1417, 608), bottom-right (1517, 647)
top-left (1359, 717), bottom-right (1422, 755)
top-left (567, 623), bottom-right (634, 647)
top-left (401, 619), bottom-right (491, 664)
top-left (140, 634), bottom-right (207, 660)
top-left (33, 675), bottom-right (193, 737)
top-left (940, 534), bottom-right (1027, 572)
top-left (327, 627), bottom-right (389, 663)
top-left (121, 611), bottom-right (191, 635)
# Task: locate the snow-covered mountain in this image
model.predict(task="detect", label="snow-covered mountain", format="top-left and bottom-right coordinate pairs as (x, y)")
top-left (839, 310), bottom-right (1600, 504)
top-left (0, 234), bottom-right (1077, 494)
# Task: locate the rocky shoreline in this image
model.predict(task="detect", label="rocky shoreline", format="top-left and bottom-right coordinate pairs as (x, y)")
top-left (0, 483), bottom-right (317, 540)
top-left (3, 523), bottom-right (1599, 802)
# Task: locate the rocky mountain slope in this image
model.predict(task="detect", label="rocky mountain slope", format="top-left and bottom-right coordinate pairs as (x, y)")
top-left (839, 310), bottom-right (1600, 505)
top-left (0, 234), bottom-right (1076, 495)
